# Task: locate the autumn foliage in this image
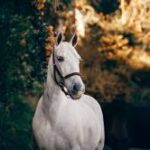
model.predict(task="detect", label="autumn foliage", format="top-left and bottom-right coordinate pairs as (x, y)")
top-left (41, 0), bottom-right (150, 103)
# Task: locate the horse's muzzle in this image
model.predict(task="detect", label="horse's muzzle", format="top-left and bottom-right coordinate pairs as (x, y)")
top-left (70, 91), bottom-right (84, 100)
top-left (69, 83), bottom-right (85, 100)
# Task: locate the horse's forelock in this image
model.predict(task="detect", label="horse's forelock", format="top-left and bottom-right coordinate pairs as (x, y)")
top-left (55, 42), bottom-right (81, 60)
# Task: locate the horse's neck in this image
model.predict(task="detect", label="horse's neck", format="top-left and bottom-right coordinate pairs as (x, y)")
top-left (44, 57), bottom-right (63, 99)
top-left (42, 71), bottom-right (66, 124)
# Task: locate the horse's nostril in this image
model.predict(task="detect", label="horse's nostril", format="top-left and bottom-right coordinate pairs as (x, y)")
top-left (73, 83), bottom-right (82, 92)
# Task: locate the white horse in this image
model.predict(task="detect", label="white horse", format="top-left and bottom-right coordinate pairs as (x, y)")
top-left (32, 33), bottom-right (105, 150)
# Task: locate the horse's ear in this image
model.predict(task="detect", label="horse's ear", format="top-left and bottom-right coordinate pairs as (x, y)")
top-left (56, 32), bottom-right (63, 46)
top-left (70, 33), bottom-right (78, 47)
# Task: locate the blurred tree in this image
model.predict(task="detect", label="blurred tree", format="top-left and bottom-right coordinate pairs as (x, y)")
top-left (0, 0), bottom-right (46, 149)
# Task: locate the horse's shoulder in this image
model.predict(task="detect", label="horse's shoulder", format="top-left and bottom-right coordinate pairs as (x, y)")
top-left (82, 95), bottom-right (102, 114)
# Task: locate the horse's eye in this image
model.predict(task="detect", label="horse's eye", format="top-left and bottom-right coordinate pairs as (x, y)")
top-left (57, 56), bottom-right (64, 62)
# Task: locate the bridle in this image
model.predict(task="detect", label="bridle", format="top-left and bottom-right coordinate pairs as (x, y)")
top-left (52, 50), bottom-right (81, 95)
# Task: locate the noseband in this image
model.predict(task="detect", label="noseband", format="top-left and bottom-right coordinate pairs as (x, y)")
top-left (52, 51), bottom-right (81, 95)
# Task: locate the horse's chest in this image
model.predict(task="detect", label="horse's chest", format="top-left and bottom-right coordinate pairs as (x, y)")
top-left (36, 116), bottom-right (97, 150)
top-left (33, 99), bottom-right (102, 150)
top-left (36, 121), bottom-right (72, 150)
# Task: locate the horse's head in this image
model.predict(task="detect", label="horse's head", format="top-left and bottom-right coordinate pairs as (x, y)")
top-left (49, 32), bottom-right (85, 100)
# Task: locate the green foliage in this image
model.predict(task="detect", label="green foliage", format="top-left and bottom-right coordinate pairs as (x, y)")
top-left (0, 95), bottom-right (34, 150)
top-left (0, 14), bottom-right (44, 95)
top-left (62, 0), bottom-right (72, 5)
top-left (0, 0), bottom-right (44, 149)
